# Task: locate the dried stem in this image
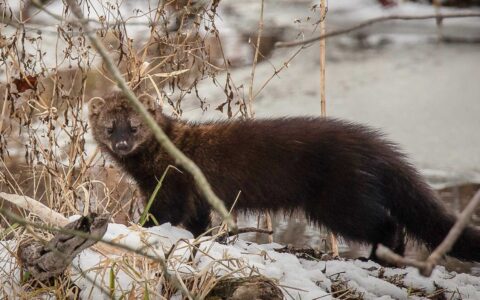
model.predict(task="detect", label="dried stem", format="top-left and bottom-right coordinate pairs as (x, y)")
top-left (433, 0), bottom-right (443, 39)
top-left (319, 0), bottom-right (327, 118)
top-left (247, 0), bottom-right (265, 119)
top-left (276, 12), bottom-right (480, 48)
top-left (318, 0), bottom-right (338, 257)
top-left (245, 0), bottom-right (273, 243)
top-left (264, 213), bottom-right (273, 243)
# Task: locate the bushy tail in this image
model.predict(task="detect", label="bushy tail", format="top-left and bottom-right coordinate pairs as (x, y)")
top-left (386, 166), bottom-right (480, 262)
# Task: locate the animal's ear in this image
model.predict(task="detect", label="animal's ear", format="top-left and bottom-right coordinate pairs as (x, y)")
top-left (138, 93), bottom-right (157, 112)
top-left (88, 97), bottom-right (105, 116)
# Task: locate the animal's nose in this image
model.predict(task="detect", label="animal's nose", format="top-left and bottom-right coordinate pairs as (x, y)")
top-left (115, 140), bottom-right (129, 151)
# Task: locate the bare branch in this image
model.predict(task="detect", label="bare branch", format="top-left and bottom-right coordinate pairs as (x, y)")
top-left (247, 0), bottom-right (265, 118)
top-left (0, 192), bottom-right (69, 226)
top-left (427, 189), bottom-right (480, 266)
top-left (17, 213), bottom-right (108, 282)
top-left (231, 226), bottom-right (274, 236)
top-left (376, 245), bottom-right (431, 270)
top-left (377, 188), bottom-right (480, 276)
top-left (276, 12), bottom-right (480, 48)
top-left (319, 0), bottom-right (327, 118)
top-left (0, 192), bottom-right (125, 256)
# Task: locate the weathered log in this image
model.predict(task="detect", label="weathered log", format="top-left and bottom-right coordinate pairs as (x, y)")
top-left (17, 213), bottom-right (109, 282)
top-left (206, 275), bottom-right (283, 300)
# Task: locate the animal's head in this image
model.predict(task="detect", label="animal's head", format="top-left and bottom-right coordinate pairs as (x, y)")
top-left (88, 91), bottom-right (159, 157)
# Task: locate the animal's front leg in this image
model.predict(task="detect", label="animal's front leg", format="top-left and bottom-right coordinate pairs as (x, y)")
top-left (143, 212), bottom-right (179, 227)
top-left (141, 189), bottom-right (187, 228)
top-left (182, 199), bottom-right (212, 237)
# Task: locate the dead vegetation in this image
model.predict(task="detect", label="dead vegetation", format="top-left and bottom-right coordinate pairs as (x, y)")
top-left (0, 0), bottom-right (300, 298)
top-left (1, 0), bottom-right (479, 299)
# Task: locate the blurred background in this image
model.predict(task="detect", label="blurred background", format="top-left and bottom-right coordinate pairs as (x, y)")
top-left (1, 0), bottom-right (479, 274)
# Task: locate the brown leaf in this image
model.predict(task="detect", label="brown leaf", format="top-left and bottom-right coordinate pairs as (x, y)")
top-left (13, 75), bottom-right (38, 93)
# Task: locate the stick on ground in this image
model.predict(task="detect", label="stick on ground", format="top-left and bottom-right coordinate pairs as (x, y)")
top-left (17, 213), bottom-right (109, 282)
top-left (276, 12), bottom-right (480, 48)
top-left (376, 188), bottom-right (480, 276)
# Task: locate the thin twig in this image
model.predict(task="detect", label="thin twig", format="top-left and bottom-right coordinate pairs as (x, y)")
top-left (232, 227), bottom-right (274, 236)
top-left (60, 0), bottom-right (235, 230)
top-left (247, 0), bottom-right (265, 119)
top-left (376, 188), bottom-right (480, 276)
top-left (2, 0), bottom-right (210, 33)
top-left (244, 0), bottom-right (274, 243)
top-left (427, 189), bottom-right (480, 268)
top-left (252, 45), bottom-right (306, 100)
top-left (276, 12), bottom-right (480, 48)
top-left (318, 0), bottom-right (338, 257)
top-left (319, 0), bottom-right (327, 118)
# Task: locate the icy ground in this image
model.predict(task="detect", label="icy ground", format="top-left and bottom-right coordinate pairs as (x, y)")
top-left (1, 222), bottom-right (480, 299)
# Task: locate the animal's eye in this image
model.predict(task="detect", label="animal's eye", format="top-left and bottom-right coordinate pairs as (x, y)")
top-left (106, 127), bottom-right (114, 135)
top-left (130, 126), bottom-right (138, 134)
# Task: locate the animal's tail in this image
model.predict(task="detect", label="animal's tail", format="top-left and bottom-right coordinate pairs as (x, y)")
top-left (385, 163), bottom-right (480, 262)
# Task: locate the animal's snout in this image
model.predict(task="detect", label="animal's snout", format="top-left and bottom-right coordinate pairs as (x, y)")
top-left (114, 140), bottom-right (131, 154)
top-left (116, 140), bottom-right (128, 150)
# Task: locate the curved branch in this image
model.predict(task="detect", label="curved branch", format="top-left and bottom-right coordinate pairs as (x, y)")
top-left (276, 12), bottom-right (480, 48)
top-left (377, 188), bottom-right (480, 277)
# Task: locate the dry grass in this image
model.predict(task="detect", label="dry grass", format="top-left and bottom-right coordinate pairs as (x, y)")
top-left (0, 0), bottom-right (240, 298)
top-left (0, 0), bottom-right (309, 298)
top-left (0, 0), bottom-right (227, 223)
top-left (0, 219), bottom-right (285, 299)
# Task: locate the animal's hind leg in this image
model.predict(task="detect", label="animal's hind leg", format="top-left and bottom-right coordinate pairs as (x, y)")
top-left (183, 202), bottom-right (212, 237)
top-left (368, 221), bottom-right (405, 264)
top-left (357, 209), bottom-right (406, 264)
top-left (313, 200), bottom-right (405, 264)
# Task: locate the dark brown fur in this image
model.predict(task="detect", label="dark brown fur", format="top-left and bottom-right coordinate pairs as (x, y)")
top-left (89, 91), bottom-right (480, 262)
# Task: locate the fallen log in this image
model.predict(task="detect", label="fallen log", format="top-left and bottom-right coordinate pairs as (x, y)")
top-left (17, 213), bottom-right (109, 282)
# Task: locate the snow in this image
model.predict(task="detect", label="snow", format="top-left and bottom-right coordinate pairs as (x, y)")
top-left (1, 222), bottom-right (480, 299)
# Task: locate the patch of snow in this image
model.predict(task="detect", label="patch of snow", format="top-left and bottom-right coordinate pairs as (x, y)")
top-left (2, 223), bottom-right (480, 299)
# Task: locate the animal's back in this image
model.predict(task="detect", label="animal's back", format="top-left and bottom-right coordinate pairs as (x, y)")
top-left (182, 117), bottom-right (399, 214)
